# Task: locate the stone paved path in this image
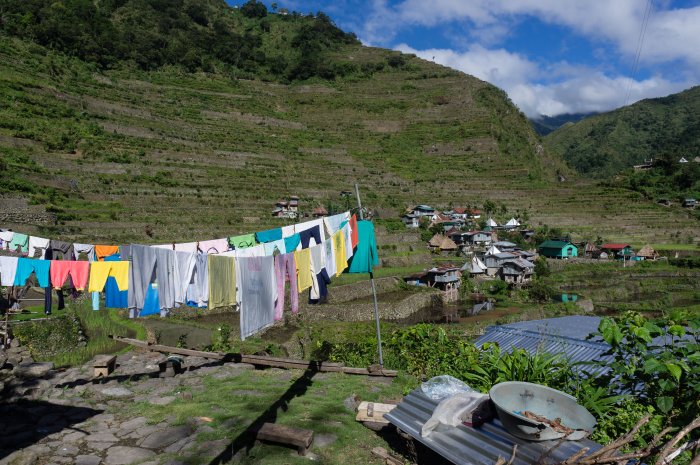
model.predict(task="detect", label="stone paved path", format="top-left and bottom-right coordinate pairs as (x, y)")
top-left (0, 351), bottom-right (261, 465)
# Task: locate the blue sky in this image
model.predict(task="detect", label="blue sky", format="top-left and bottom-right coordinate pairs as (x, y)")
top-left (232, 1), bottom-right (700, 118)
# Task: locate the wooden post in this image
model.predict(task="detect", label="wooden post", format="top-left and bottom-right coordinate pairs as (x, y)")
top-left (355, 183), bottom-right (384, 368)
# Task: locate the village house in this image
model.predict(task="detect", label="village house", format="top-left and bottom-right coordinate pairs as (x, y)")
top-left (502, 217), bottom-right (520, 230)
top-left (537, 240), bottom-right (578, 259)
top-left (492, 241), bottom-right (518, 252)
top-left (427, 234), bottom-right (459, 253)
top-left (461, 230), bottom-right (494, 246)
top-left (636, 245), bottom-right (660, 260)
top-left (600, 243), bottom-right (634, 259)
top-left (401, 213), bottom-right (420, 228)
top-left (499, 258), bottom-right (534, 284)
top-left (311, 206), bottom-right (328, 217)
top-left (404, 266), bottom-right (462, 291)
top-left (461, 256), bottom-right (487, 277)
top-left (582, 242), bottom-right (599, 258)
top-left (412, 205), bottom-right (435, 217)
top-left (484, 251), bottom-right (520, 276)
top-left (272, 196), bottom-right (299, 219)
top-left (682, 198), bottom-right (696, 208)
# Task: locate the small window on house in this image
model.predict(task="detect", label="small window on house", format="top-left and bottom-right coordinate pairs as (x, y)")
top-left (567, 247), bottom-right (573, 256)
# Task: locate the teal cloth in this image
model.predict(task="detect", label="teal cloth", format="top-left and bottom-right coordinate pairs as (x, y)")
top-left (14, 258), bottom-right (50, 287)
top-left (10, 233), bottom-right (29, 253)
top-left (229, 233), bottom-right (257, 249)
top-left (283, 233), bottom-right (301, 253)
top-left (255, 228), bottom-right (283, 243)
top-left (348, 221), bottom-right (379, 274)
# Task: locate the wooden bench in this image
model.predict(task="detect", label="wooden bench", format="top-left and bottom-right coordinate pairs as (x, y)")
top-left (256, 423), bottom-right (314, 456)
top-left (93, 355), bottom-right (117, 377)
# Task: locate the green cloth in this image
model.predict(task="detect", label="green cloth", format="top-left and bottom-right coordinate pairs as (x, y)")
top-left (10, 233), bottom-right (29, 253)
top-left (229, 233), bottom-right (257, 249)
top-left (348, 221), bottom-right (379, 273)
top-left (208, 255), bottom-right (237, 310)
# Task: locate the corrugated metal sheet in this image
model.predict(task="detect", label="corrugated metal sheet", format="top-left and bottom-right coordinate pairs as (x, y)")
top-left (473, 316), bottom-right (613, 375)
top-left (385, 389), bottom-right (601, 465)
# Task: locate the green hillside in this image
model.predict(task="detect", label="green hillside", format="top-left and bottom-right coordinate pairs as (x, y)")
top-left (545, 86), bottom-right (700, 177)
top-left (0, 1), bottom-right (698, 246)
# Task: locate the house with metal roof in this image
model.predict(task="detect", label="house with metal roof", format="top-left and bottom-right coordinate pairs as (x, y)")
top-left (500, 258), bottom-right (534, 284)
top-left (474, 316), bottom-right (613, 376)
top-left (600, 243), bottom-right (633, 258)
top-left (538, 240), bottom-right (578, 259)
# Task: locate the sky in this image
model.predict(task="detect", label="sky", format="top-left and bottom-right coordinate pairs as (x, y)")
top-left (234, 1), bottom-right (700, 118)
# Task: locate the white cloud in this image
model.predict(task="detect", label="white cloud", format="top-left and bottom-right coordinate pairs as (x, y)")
top-left (397, 44), bottom-right (691, 117)
top-left (366, 1), bottom-right (700, 70)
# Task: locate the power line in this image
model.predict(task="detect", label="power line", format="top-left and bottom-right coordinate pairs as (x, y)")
top-left (624, 0), bottom-right (653, 107)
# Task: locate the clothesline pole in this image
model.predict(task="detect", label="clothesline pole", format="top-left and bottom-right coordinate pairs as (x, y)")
top-left (354, 183), bottom-right (384, 368)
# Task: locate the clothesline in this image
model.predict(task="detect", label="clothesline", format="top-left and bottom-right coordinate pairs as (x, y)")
top-left (0, 213), bottom-right (379, 340)
top-left (0, 212), bottom-right (353, 259)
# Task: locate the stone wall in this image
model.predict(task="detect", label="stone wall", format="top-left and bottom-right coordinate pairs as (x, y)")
top-left (0, 196), bottom-right (56, 226)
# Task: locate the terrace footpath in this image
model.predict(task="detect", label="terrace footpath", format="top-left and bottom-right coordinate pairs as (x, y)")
top-left (0, 349), bottom-right (380, 465)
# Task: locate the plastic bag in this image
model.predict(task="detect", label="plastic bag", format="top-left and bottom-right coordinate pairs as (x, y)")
top-left (421, 375), bottom-right (476, 401)
top-left (421, 392), bottom-right (493, 437)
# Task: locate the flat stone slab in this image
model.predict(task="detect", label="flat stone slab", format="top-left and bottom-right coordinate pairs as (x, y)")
top-left (148, 395), bottom-right (176, 406)
top-left (104, 446), bottom-right (156, 465)
top-left (100, 387), bottom-right (133, 398)
top-left (55, 444), bottom-right (79, 456)
top-left (75, 455), bottom-right (101, 465)
top-left (14, 362), bottom-right (54, 378)
top-left (139, 425), bottom-right (193, 449)
top-left (86, 431), bottom-right (119, 443)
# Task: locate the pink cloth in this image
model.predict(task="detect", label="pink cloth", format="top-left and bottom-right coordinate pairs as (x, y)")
top-left (50, 261), bottom-right (90, 291)
top-left (274, 252), bottom-right (299, 320)
top-left (198, 238), bottom-right (230, 254)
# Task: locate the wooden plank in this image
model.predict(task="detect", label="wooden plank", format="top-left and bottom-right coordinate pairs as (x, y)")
top-left (111, 335), bottom-right (397, 377)
top-left (256, 423), bottom-right (313, 456)
top-left (371, 447), bottom-right (405, 465)
top-left (355, 402), bottom-right (397, 423)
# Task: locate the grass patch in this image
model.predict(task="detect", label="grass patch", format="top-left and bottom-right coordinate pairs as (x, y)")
top-left (120, 369), bottom-right (409, 464)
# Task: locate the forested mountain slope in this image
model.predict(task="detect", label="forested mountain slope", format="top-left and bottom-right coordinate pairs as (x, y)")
top-left (0, 1), bottom-right (697, 245)
top-left (545, 86), bottom-right (700, 177)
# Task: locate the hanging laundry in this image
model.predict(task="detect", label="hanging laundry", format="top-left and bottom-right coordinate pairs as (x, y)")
top-left (137, 283), bottom-right (160, 317)
top-left (174, 251), bottom-right (196, 306)
top-left (299, 225), bottom-right (322, 249)
top-left (348, 220), bottom-right (379, 273)
top-left (88, 261), bottom-right (129, 292)
top-left (104, 254), bottom-right (128, 309)
top-left (174, 242), bottom-right (198, 253)
top-left (255, 228), bottom-right (282, 244)
top-left (309, 244), bottom-right (331, 304)
top-left (349, 214), bottom-right (359, 248)
top-left (323, 212), bottom-right (349, 236)
top-left (153, 244), bottom-right (175, 250)
top-left (237, 256), bottom-right (277, 340)
top-left (128, 245), bottom-right (180, 315)
top-left (232, 244), bottom-right (265, 258)
top-left (208, 255), bottom-right (237, 309)
top-left (323, 239), bottom-right (336, 278)
top-left (92, 290), bottom-right (101, 311)
top-left (28, 236), bottom-right (50, 259)
top-left (198, 238), bottom-right (230, 254)
top-left (228, 233), bottom-right (257, 249)
top-left (10, 233), bottom-right (29, 254)
top-left (263, 239), bottom-right (286, 256)
top-left (95, 245), bottom-right (120, 261)
top-left (49, 240), bottom-right (74, 261)
top-left (44, 287), bottom-right (65, 315)
top-left (294, 248), bottom-right (313, 293)
top-left (74, 243), bottom-right (95, 261)
top-left (0, 256), bottom-right (18, 286)
top-left (332, 230), bottom-right (347, 277)
top-left (274, 252), bottom-right (298, 320)
top-left (50, 261), bottom-right (90, 291)
top-left (189, 253), bottom-right (209, 308)
top-left (281, 224), bottom-right (296, 238)
top-left (14, 258), bottom-right (50, 287)
top-left (295, 218), bottom-right (325, 242)
top-left (0, 230), bottom-right (14, 249)
top-left (341, 223), bottom-right (354, 262)
top-left (283, 233), bottom-right (301, 253)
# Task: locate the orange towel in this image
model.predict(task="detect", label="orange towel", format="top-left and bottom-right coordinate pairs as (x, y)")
top-left (95, 245), bottom-right (120, 261)
top-left (350, 214), bottom-right (359, 248)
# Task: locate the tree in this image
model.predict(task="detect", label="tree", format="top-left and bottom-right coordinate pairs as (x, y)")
top-left (534, 256), bottom-right (550, 277)
top-left (240, 0), bottom-right (267, 18)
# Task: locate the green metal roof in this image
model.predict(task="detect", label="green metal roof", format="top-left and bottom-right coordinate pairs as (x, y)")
top-left (538, 240), bottom-right (574, 250)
